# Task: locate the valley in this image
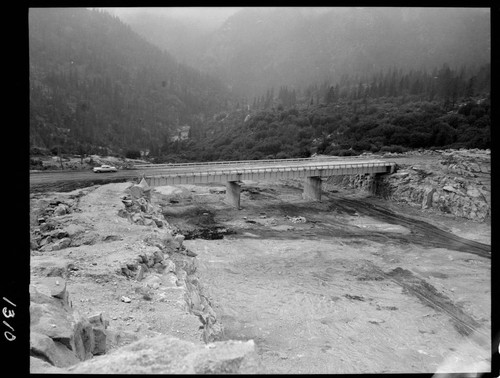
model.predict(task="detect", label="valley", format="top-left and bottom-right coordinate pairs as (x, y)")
top-left (26, 6), bottom-right (492, 375)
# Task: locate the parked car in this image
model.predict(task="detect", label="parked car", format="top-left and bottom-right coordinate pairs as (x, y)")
top-left (93, 164), bottom-right (118, 173)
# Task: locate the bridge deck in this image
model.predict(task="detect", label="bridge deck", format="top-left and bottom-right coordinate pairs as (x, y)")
top-left (143, 158), bottom-right (395, 186)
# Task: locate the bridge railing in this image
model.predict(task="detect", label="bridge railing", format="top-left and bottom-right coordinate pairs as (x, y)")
top-left (144, 161), bottom-right (394, 178)
top-left (132, 155), bottom-right (383, 169)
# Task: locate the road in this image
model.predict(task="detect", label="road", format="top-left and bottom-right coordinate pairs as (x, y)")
top-left (29, 157), bottom-right (392, 188)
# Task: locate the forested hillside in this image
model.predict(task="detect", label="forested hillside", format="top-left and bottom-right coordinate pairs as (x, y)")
top-left (29, 7), bottom-right (490, 165)
top-left (29, 8), bottom-right (231, 156)
top-left (159, 64), bottom-right (490, 162)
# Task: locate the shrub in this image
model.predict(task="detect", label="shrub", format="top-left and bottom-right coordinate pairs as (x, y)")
top-left (30, 158), bottom-right (44, 169)
top-left (50, 145), bottom-right (66, 155)
top-left (30, 146), bottom-right (50, 156)
top-left (125, 149), bottom-right (141, 159)
top-left (352, 141), bottom-right (372, 152)
top-left (380, 145), bottom-right (408, 153)
top-left (276, 151), bottom-right (291, 159)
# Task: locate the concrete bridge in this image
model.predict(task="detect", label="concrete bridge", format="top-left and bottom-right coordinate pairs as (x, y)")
top-left (140, 157), bottom-right (396, 208)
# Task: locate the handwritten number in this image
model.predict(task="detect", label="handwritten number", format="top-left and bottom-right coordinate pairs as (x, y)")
top-left (2, 307), bottom-right (14, 318)
top-left (2, 298), bottom-right (16, 341)
top-left (4, 331), bottom-right (15, 341)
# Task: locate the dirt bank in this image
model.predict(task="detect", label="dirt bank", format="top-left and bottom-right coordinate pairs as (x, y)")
top-left (29, 182), bottom-right (232, 373)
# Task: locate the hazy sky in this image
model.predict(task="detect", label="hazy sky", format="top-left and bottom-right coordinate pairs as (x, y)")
top-left (101, 7), bottom-right (243, 28)
top-left (101, 7), bottom-right (489, 28)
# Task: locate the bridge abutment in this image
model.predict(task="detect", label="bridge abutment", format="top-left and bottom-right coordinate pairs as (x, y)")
top-left (303, 176), bottom-right (322, 201)
top-left (226, 181), bottom-right (241, 208)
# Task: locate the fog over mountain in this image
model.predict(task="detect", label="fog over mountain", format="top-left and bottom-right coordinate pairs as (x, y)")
top-left (29, 7), bottom-right (490, 160)
top-left (100, 7), bottom-right (242, 65)
top-left (106, 7), bottom-right (490, 99)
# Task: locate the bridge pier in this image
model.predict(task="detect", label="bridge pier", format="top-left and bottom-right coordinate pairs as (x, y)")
top-left (303, 176), bottom-right (322, 201)
top-left (226, 181), bottom-right (241, 208)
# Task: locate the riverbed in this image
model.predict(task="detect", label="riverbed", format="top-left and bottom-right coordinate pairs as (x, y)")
top-left (164, 182), bottom-right (491, 374)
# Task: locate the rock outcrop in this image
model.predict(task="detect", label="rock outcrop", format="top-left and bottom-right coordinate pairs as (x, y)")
top-left (117, 180), bottom-right (224, 343)
top-left (118, 178), bottom-right (167, 228)
top-left (29, 179), bottom-right (259, 373)
top-left (30, 278), bottom-right (108, 372)
top-left (66, 335), bottom-right (263, 374)
top-left (30, 189), bottom-right (91, 252)
top-left (325, 149), bottom-right (490, 222)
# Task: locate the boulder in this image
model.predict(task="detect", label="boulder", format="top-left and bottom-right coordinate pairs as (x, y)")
top-left (162, 259), bottom-right (176, 273)
top-left (121, 199), bottom-right (133, 207)
top-left (39, 236), bottom-right (52, 247)
top-left (174, 234), bottom-right (185, 248)
top-left (54, 204), bottom-right (69, 216)
top-left (30, 332), bottom-right (80, 368)
top-left (66, 335), bottom-right (264, 374)
top-left (143, 218), bottom-right (155, 227)
top-left (137, 178), bottom-right (152, 200)
top-left (137, 197), bottom-right (148, 212)
top-left (51, 237), bottom-right (72, 251)
top-left (466, 187), bottom-right (482, 198)
top-left (63, 224), bottom-right (86, 237)
top-left (176, 269), bottom-right (187, 283)
top-left (87, 314), bottom-right (108, 355)
top-left (442, 185), bottom-right (457, 193)
top-left (34, 277), bottom-right (69, 302)
top-left (117, 209), bottom-right (129, 218)
top-left (31, 258), bottom-right (75, 279)
top-left (30, 356), bottom-right (68, 374)
top-left (40, 222), bottom-right (55, 232)
top-left (421, 187), bottom-right (436, 209)
top-left (30, 285), bottom-right (94, 363)
top-left (152, 217), bottom-right (164, 227)
top-left (135, 264), bottom-right (147, 281)
top-left (31, 239), bottom-right (40, 250)
top-left (150, 248), bottom-right (163, 262)
top-left (161, 272), bottom-right (178, 287)
top-left (128, 185), bottom-right (144, 199)
top-left (138, 251), bottom-right (155, 268)
top-left (87, 313), bottom-right (104, 327)
top-left (153, 262), bottom-right (165, 273)
top-left (143, 274), bottom-right (163, 289)
top-left (92, 327), bottom-right (107, 356)
top-left (70, 231), bottom-right (99, 247)
top-left (131, 213), bottom-right (144, 224)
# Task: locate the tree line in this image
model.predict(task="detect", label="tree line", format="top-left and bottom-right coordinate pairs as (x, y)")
top-left (157, 64), bottom-right (490, 163)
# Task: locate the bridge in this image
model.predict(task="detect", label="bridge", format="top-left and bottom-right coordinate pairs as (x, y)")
top-left (140, 157), bottom-right (396, 208)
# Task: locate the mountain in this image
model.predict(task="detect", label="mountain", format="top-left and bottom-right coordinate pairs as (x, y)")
top-left (202, 7), bottom-right (490, 98)
top-left (110, 10), bottom-right (214, 66)
top-left (115, 7), bottom-right (490, 99)
top-left (29, 8), bottom-right (231, 155)
top-left (28, 7), bottom-right (490, 163)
